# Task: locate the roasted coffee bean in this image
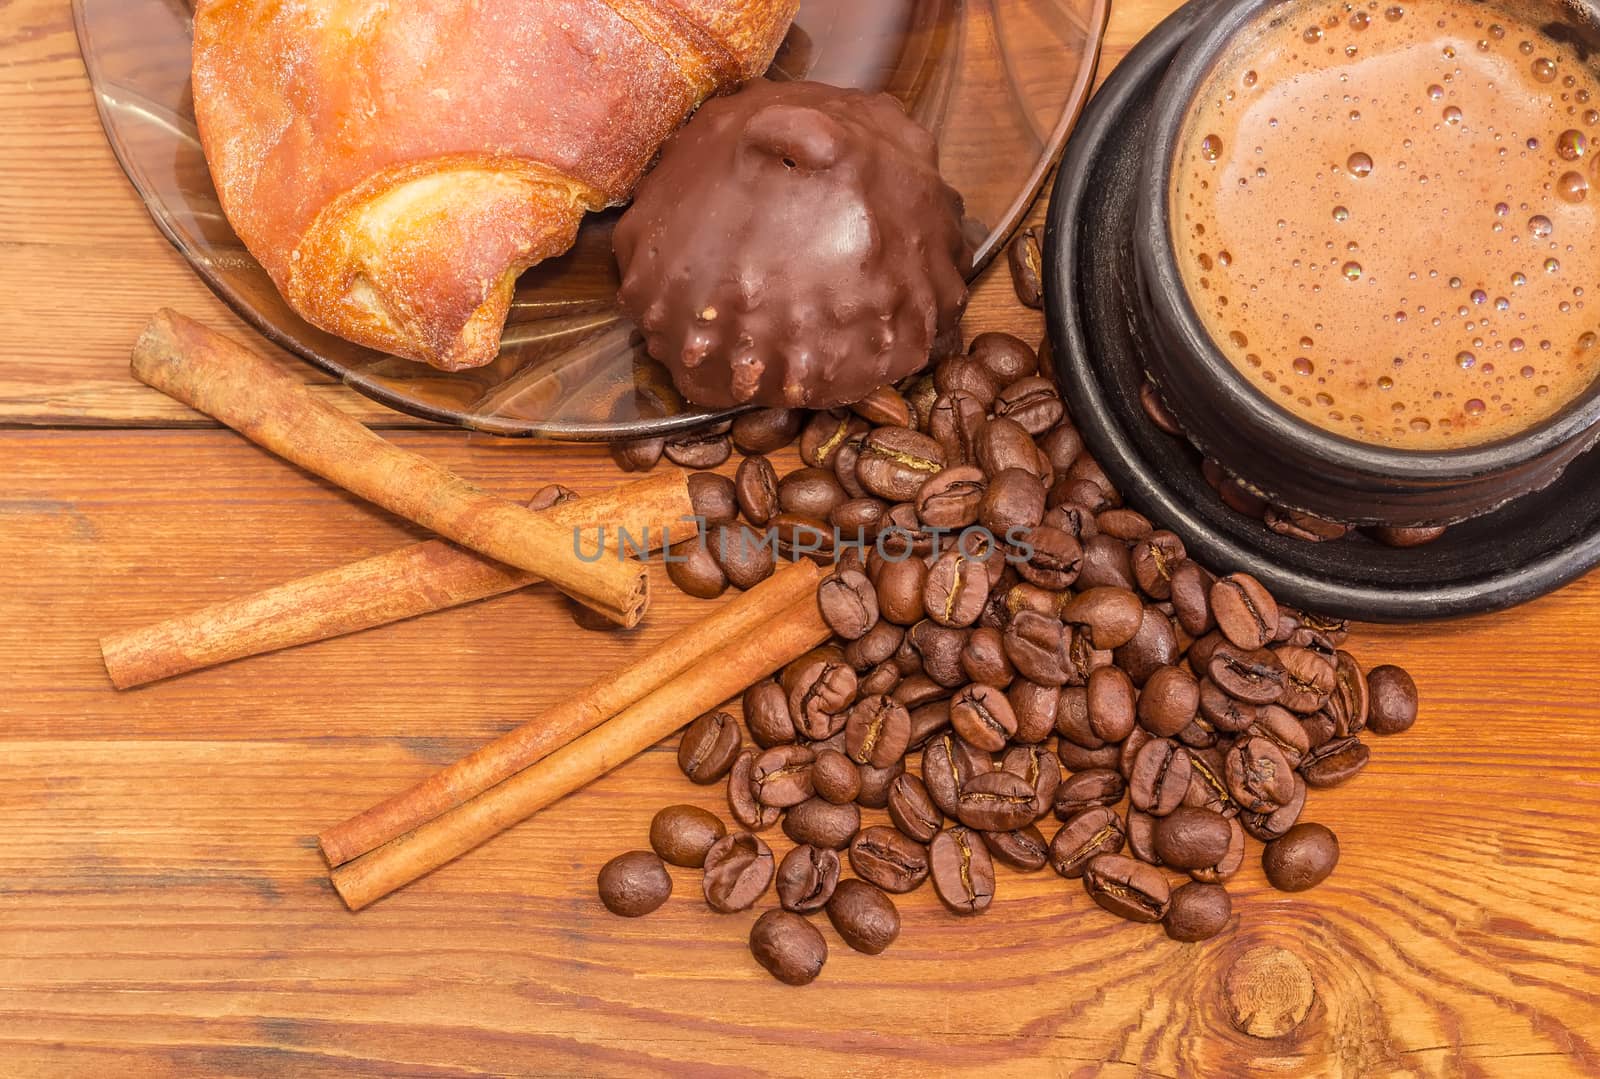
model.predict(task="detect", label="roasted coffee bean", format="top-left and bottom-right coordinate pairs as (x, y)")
top-left (928, 391), bottom-right (987, 466)
top-left (1300, 736), bottom-right (1371, 787)
top-left (1130, 738), bottom-right (1192, 816)
top-left (1276, 646), bottom-right (1336, 714)
top-left (799, 410), bottom-right (867, 468)
top-left (1209, 644), bottom-right (1287, 705)
top-left (859, 661), bottom-right (901, 699)
top-left (1131, 531), bottom-right (1186, 601)
top-left (1224, 737), bottom-right (1296, 812)
top-left (1007, 229), bottom-right (1046, 308)
top-left (678, 711), bottom-right (742, 784)
top-left (1177, 718), bottom-right (1219, 750)
top-left (1151, 806), bottom-right (1232, 870)
top-left (1084, 666), bottom-right (1137, 744)
top-left (1083, 854), bottom-right (1170, 923)
top-left (1370, 524), bottom-right (1448, 548)
top-left (784, 653), bottom-right (858, 740)
top-left (1038, 427), bottom-right (1085, 480)
top-left (778, 466), bottom-right (848, 520)
top-left (843, 619), bottom-right (904, 671)
top-left (827, 879), bottom-right (901, 955)
top-left (650, 805), bottom-right (728, 868)
top-left (924, 550), bottom-right (990, 628)
top-left (1182, 747), bottom-right (1236, 818)
top-left (1266, 507), bottom-right (1350, 542)
top-left (935, 354), bottom-right (1001, 408)
top-left (1300, 711), bottom-right (1338, 750)
top-left (1240, 773), bottom-right (1305, 840)
top-left (783, 797), bottom-right (861, 850)
top-left (929, 827), bottom-right (996, 915)
top-left (687, 472), bottom-right (738, 525)
top-left (1096, 508), bottom-right (1153, 542)
top-left (983, 824), bottom-right (1050, 871)
top-left (1075, 539), bottom-right (1136, 603)
top-left (948, 683), bottom-right (1017, 752)
top-left (1049, 806), bottom-right (1126, 878)
top-left (777, 844), bottom-right (841, 914)
top-left (1138, 665), bottom-right (1200, 737)
top-left (769, 512), bottom-right (832, 564)
top-left (1189, 817), bottom-right (1246, 884)
top-left (743, 680), bottom-right (796, 748)
top-left (975, 419), bottom-right (1042, 481)
top-left (1004, 581), bottom-right (1062, 622)
top-left (955, 770), bottom-right (1039, 831)
top-left (922, 733), bottom-right (969, 817)
top-left (1012, 526), bottom-right (1082, 590)
top-left (968, 331), bottom-right (1039, 385)
top-left (667, 536), bottom-right (730, 600)
top-left (817, 569), bottom-right (879, 641)
top-left (1168, 560), bottom-right (1217, 637)
top-left (751, 745), bottom-right (816, 808)
top-left (832, 432), bottom-right (871, 499)
top-left (886, 773), bottom-right (944, 843)
top-left (1140, 381), bottom-right (1185, 436)
top-left (1327, 651), bottom-right (1370, 735)
top-left (611, 437), bottom-right (666, 473)
top-left (1005, 679), bottom-right (1057, 745)
top-left (706, 524), bottom-right (774, 591)
top-left (731, 407), bottom-right (804, 455)
top-left (1246, 705), bottom-right (1311, 769)
top-left (1060, 738), bottom-right (1125, 772)
top-left (1165, 882), bottom-right (1232, 941)
top-left (843, 695), bottom-right (912, 768)
top-left (1001, 744), bottom-right (1063, 820)
top-left (665, 428), bottom-right (732, 469)
top-left (1366, 665), bottom-right (1419, 735)
top-left (891, 674), bottom-right (946, 710)
top-left (909, 621), bottom-right (967, 687)
top-left (916, 466), bottom-right (987, 529)
top-left (809, 749), bottom-right (863, 807)
top-left (702, 832), bottom-right (774, 913)
top-left (993, 377), bottom-right (1065, 435)
top-left (831, 497), bottom-right (891, 546)
top-left (1126, 808), bottom-right (1161, 864)
top-left (1054, 685), bottom-right (1102, 749)
top-left (850, 384), bottom-right (914, 428)
top-left (1187, 630), bottom-right (1226, 679)
top-left (1043, 498), bottom-right (1099, 540)
top-left (1058, 587), bottom-right (1142, 651)
top-left (978, 467), bottom-right (1046, 537)
top-left (1211, 573), bottom-right (1279, 651)
top-left (749, 910), bottom-right (827, 985)
top-left (873, 557), bottom-right (930, 627)
top-left (960, 627), bottom-right (1015, 689)
top-left (855, 427), bottom-right (946, 502)
top-left (728, 750), bottom-right (781, 830)
top-left (1198, 677), bottom-right (1258, 733)
top-left (1263, 822), bottom-right (1339, 892)
top-left (597, 851), bottom-right (672, 917)
top-left (1052, 768), bottom-right (1126, 819)
top-left (1114, 606), bottom-right (1181, 685)
top-left (854, 758), bottom-right (906, 810)
top-left (849, 826), bottom-right (930, 893)
top-left (1119, 727), bottom-right (1153, 781)
top-left (908, 700), bottom-right (953, 749)
top-left (1003, 610), bottom-right (1075, 686)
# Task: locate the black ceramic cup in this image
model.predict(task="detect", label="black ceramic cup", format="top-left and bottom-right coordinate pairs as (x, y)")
top-left (1132, 0), bottom-right (1600, 527)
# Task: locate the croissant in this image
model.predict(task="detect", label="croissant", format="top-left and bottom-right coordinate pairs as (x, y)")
top-left (191, 0), bottom-right (798, 372)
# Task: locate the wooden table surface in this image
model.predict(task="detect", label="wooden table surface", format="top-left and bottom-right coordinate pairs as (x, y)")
top-left (4, 1), bottom-right (1599, 1075)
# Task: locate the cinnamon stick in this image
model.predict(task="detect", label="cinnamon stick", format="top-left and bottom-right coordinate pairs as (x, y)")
top-left (99, 471), bottom-right (694, 690)
top-left (130, 310), bottom-right (648, 627)
top-left (319, 559), bottom-right (823, 868)
top-left (329, 591), bottom-right (830, 910)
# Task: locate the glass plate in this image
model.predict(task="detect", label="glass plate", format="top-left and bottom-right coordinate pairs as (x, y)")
top-left (75, 0), bottom-right (1108, 439)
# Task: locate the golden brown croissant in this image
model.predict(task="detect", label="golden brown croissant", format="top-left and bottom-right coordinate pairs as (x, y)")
top-left (191, 0), bottom-right (798, 371)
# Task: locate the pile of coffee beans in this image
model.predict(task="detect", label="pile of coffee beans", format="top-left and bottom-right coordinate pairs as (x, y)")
top-left (595, 330), bottom-right (1420, 985)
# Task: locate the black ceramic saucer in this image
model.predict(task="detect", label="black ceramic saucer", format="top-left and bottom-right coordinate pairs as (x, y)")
top-left (1043, 0), bottom-right (1600, 623)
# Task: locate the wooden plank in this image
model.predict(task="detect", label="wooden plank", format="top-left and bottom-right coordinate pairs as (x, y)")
top-left (1, 428), bottom-right (1597, 1073)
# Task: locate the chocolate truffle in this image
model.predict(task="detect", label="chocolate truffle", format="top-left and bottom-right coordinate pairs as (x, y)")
top-left (615, 79), bottom-right (971, 409)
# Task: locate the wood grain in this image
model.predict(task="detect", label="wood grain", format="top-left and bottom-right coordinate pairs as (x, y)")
top-left (2, 0), bottom-right (1599, 1075)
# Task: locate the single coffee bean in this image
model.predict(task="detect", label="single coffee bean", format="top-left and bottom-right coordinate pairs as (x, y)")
top-left (1370, 524), bottom-right (1448, 548)
top-left (649, 805), bottom-right (728, 868)
top-left (1209, 644), bottom-right (1287, 705)
top-left (960, 626), bottom-right (1015, 689)
top-left (1177, 718), bottom-right (1219, 750)
top-left (1276, 646), bottom-right (1336, 714)
top-left (817, 569), bottom-right (879, 641)
top-left (1151, 806), bottom-right (1232, 870)
top-left (1054, 684), bottom-right (1101, 748)
top-left (799, 410), bottom-right (867, 468)
top-left (728, 750), bottom-right (781, 830)
top-left (844, 695), bottom-right (912, 768)
top-left (1139, 381), bottom-right (1185, 435)
top-left (850, 384), bottom-right (914, 428)
top-left (886, 773), bottom-right (944, 843)
top-left (678, 711), bottom-right (742, 784)
top-left (1126, 808), bottom-right (1161, 864)
top-left (1131, 531), bottom-right (1186, 601)
top-left (1262, 822), bottom-right (1340, 892)
top-left (949, 683), bottom-right (1018, 752)
top-left (731, 407), bottom-right (803, 455)
top-left (1013, 525), bottom-right (1083, 591)
top-left (1061, 587), bottom-right (1144, 650)
top-left (1052, 768), bottom-right (1126, 819)
top-left (849, 826), bottom-right (930, 894)
top-left (1039, 427), bottom-right (1085, 480)
top-left (709, 523), bottom-right (777, 591)
top-left (772, 512), bottom-right (836, 564)
top-left (1182, 746), bottom-right (1237, 818)
top-left (929, 827), bottom-right (996, 915)
top-left (1199, 677), bottom-right (1259, 733)
top-left (873, 557), bottom-right (930, 627)
top-left (954, 770), bottom-right (1039, 832)
top-left (1060, 738), bottom-right (1125, 773)
top-left (784, 653), bottom-right (858, 740)
top-left (1246, 705), bottom-right (1311, 769)
top-left (969, 331), bottom-right (1040, 385)
top-left (1164, 881), bottom-right (1232, 942)
top-left (686, 472), bottom-right (739, 525)
top-left (891, 674), bottom-right (946, 710)
top-left (910, 621), bottom-right (966, 687)
top-left (743, 679), bottom-right (796, 748)
top-left (810, 749), bottom-right (862, 805)
top-left (855, 427), bottom-right (946, 502)
top-left (1299, 736), bottom-right (1371, 787)
top-left (1168, 560), bottom-right (1217, 637)
top-left (1189, 816), bottom-right (1246, 884)
top-left (843, 619), bottom-right (903, 671)
top-left (928, 391), bottom-right (987, 466)
top-left (916, 466), bottom-right (988, 529)
top-left (1328, 651), bottom-right (1370, 735)
top-left (1130, 738), bottom-right (1192, 816)
top-left (827, 879), bottom-right (901, 955)
top-left (611, 437), bottom-right (666, 472)
top-left (1009, 679), bottom-right (1060, 744)
top-left (854, 758), bottom-right (906, 810)
top-left (1241, 776), bottom-right (1306, 842)
top-left (979, 467), bottom-right (1046, 537)
top-left (1003, 610), bottom-right (1075, 686)
top-left (1300, 711), bottom-right (1339, 750)
top-left (832, 432), bottom-right (872, 499)
top-left (1049, 806), bottom-right (1127, 878)
top-left (1265, 507), bottom-right (1350, 542)
top-left (702, 832), bottom-right (774, 913)
top-left (1187, 630), bottom-right (1227, 679)
top-left (1083, 854), bottom-right (1171, 923)
top-left (993, 376), bottom-right (1065, 436)
top-left (751, 745), bottom-right (816, 808)
top-left (831, 497), bottom-right (891, 547)
top-left (1001, 744), bottom-right (1063, 820)
top-left (1224, 737), bottom-right (1296, 812)
top-left (1096, 508), bottom-right (1153, 542)
top-left (977, 417), bottom-right (1043, 479)
top-left (924, 550), bottom-right (990, 628)
top-left (859, 661), bottom-right (901, 700)
top-left (667, 536), bottom-right (729, 600)
top-left (597, 851), bottom-right (672, 917)
top-left (1366, 665), bottom-right (1419, 735)
top-left (749, 909), bottom-right (828, 986)
top-left (1007, 229), bottom-right (1045, 308)
top-left (1138, 665), bottom-right (1200, 737)
top-left (985, 824), bottom-right (1051, 871)
top-left (908, 699), bottom-right (953, 749)
top-left (935, 354), bottom-right (1001, 408)
top-left (776, 844), bottom-right (842, 914)
top-left (778, 466), bottom-right (848, 520)
top-left (665, 427), bottom-right (732, 469)
top-left (783, 797), bottom-right (861, 850)
top-left (1113, 606), bottom-right (1181, 685)
top-left (1119, 726), bottom-right (1153, 781)
top-left (1211, 573), bottom-right (1279, 651)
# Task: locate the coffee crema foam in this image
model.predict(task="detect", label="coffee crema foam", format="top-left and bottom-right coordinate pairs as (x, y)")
top-left (1172, 0), bottom-right (1600, 450)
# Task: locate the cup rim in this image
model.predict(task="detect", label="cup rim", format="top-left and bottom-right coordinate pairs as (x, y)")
top-left (1134, 0), bottom-right (1600, 482)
